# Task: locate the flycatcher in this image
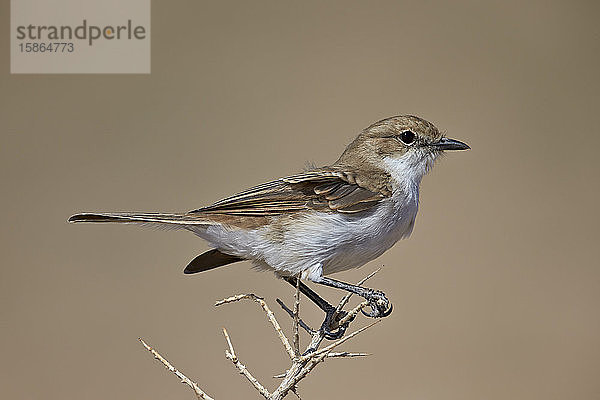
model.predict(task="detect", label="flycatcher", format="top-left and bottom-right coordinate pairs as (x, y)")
top-left (70, 115), bottom-right (469, 337)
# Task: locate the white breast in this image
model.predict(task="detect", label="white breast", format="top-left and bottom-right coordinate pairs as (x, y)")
top-left (262, 151), bottom-right (430, 277)
top-left (193, 150), bottom-right (435, 279)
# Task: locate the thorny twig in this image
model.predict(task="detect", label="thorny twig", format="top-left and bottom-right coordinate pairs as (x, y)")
top-left (223, 328), bottom-right (271, 399)
top-left (215, 294), bottom-right (296, 361)
top-left (139, 338), bottom-right (214, 400)
top-left (140, 269), bottom-right (385, 400)
top-left (293, 278), bottom-right (301, 357)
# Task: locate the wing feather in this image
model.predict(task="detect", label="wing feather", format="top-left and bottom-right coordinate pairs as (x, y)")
top-left (191, 169), bottom-right (388, 216)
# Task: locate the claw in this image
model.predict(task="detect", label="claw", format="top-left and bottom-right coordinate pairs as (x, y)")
top-left (379, 302), bottom-right (393, 317)
top-left (360, 290), bottom-right (393, 318)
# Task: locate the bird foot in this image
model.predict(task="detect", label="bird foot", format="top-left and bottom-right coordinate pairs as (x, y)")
top-left (361, 289), bottom-right (393, 318)
top-left (320, 308), bottom-right (355, 340)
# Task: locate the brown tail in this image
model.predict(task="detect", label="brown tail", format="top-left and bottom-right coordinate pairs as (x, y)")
top-left (68, 212), bottom-right (211, 226)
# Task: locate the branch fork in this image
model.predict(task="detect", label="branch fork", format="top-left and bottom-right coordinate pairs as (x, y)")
top-left (140, 269), bottom-right (384, 400)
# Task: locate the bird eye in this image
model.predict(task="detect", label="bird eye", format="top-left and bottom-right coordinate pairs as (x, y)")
top-left (399, 130), bottom-right (416, 145)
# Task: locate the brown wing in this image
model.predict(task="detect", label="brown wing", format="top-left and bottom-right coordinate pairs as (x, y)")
top-left (191, 170), bottom-right (388, 216)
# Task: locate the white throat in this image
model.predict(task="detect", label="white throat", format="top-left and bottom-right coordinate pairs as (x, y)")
top-left (382, 149), bottom-right (438, 195)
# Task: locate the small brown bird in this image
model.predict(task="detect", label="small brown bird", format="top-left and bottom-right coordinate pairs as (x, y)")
top-left (70, 115), bottom-right (469, 337)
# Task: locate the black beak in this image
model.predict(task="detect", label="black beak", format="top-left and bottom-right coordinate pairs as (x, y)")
top-left (432, 137), bottom-right (470, 151)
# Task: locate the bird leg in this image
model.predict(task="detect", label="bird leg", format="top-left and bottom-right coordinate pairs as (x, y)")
top-left (276, 298), bottom-right (315, 335)
top-left (311, 276), bottom-right (393, 318)
top-left (283, 277), bottom-right (351, 340)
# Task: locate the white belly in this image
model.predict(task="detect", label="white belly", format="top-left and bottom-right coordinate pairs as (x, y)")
top-left (275, 190), bottom-right (418, 277)
top-left (191, 189), bottom-right (418, 279)
top-left (189, 152), bottom-right (431, 280)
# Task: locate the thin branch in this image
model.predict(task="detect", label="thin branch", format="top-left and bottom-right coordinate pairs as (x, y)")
top-left (337, 300), bottom-right (369, 326)
top-left (142, 268), bottom-right (386, 400)
top-left (270, 351), bottom-right (370, 379)
top-left (139, 338), bottom-right (214, 400)
top-left (216, 294), bottom-right (296, 360)
top-left (235, 270), bottom-right (383, 399)
top-left (293, 278), bottom-right (301, 357)
top-left (326, 351), bottom-right (370, 358)
top-left (222, 328), bottom-right (271, 399)
top-left (301, 320), bottom-right (380, 362)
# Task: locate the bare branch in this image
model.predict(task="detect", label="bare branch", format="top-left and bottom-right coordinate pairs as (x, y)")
top-left (326, 351), bottom-right (370, 358)
top-left (222, 328), bottom-right (271, 399)
top-left (141, 268), bottom-right (386, 399)
top-left (139, 338), bottom-right (214, 400)
top-left (293, 279), bottom-right (301, 357)
top-left (216, 294), bottom-right (296, 360)
top-left (302, 320), bottom-right (381, 361)
top-left (337, 300), bottom-right (369, 326)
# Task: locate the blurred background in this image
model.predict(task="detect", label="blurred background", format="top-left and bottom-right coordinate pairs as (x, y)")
top-left (1, 1), bottom-right (599, 399)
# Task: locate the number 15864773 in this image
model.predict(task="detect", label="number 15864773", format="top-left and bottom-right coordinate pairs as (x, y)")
top-left (19, 42), bottom-right (74, 53)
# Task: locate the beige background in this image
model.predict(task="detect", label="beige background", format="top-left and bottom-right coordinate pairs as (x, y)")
top-left (1, 1), bottom-right (599, 399)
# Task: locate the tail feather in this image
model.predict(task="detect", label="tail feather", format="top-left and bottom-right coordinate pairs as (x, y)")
top-left (68, 212), bottom-right (211, 226)
top-left (184, 249), bottom-right (244, 274)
